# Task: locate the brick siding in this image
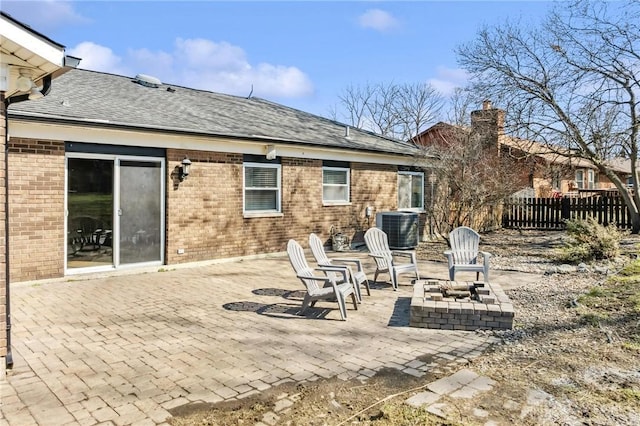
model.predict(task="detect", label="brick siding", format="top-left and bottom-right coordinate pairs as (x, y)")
top-left (6, 142), bottom-right (424, 280)
top-left (165, 149), bottom-right (402, 264)
top-left (8, 139), bottom-right (65, 282)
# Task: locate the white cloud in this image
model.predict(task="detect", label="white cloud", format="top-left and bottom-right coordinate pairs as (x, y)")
top-left (427, 67), bottom-right (470, 96)
top-left (66, 38), bottom-right (314, 99)
top-left (174, 38), bottom-right (249, 71)
top-left (358, 9), bottom-right (400, 32)
top-left (68, 42), bottom-right (130, 76)
top-left (2, 1), bottom-right (90, 31)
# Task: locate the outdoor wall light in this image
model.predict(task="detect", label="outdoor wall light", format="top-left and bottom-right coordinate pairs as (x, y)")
top-left (15, 68), bottom-right (34, 92)
top-left (265, 144), bottom-right (277, 160)
top-left (15, 68), bottom-right (45, 99)
top-left (28, 86), bottom-right (44, 100)
top-left (179, 156), bottom-right (191, 181)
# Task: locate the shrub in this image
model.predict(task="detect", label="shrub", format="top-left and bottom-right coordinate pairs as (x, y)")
top-left (557, 217), bottom-right (624, 263)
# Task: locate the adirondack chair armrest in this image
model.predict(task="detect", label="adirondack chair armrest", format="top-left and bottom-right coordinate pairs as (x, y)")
top-left (315, 266), bottom-right (349, 282)
top-left (330, 257), bottom-right (363, 271)
top-left (391, 250), bottom-right (414, 258)
top-left (296, 273), bottom-right (335, 285)
top-left (478, 251), bottom-right (492, 261)
top-left (443, 250), bottom-right (454, 267)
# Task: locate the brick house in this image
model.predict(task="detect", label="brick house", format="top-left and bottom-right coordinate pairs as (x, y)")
top-left (1, 12), bottom-right (437, 372)
top-left (5, 66), bottom-right (436, 285)
top-left (414, 101), bottom-right (626, 198)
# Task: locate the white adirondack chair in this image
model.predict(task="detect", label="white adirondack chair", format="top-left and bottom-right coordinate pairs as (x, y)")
top-left (444, 226), bottom-right (491, 282)
top-left (308, 233), bottom-right (371, 302)
top-left (287, 239), bottom-right (358, 320)
top-left (363, 227), bottom-right (419, 291)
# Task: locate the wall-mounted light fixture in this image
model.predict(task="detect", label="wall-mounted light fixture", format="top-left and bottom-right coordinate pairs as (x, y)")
top-left (365, 206), bottom-right (373, 217)
top-left (265, 144), bottom-right (276, 160)
top-left (14, 68), bottom-right (45, 100)
top-left (28, 86), bottom-right (44, 100)
top-left (179, 156), bottom-right (191, 181)
top-left (16, 71), bottom-right (33, 92)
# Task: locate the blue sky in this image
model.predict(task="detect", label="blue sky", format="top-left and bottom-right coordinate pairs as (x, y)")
top-left (3, 1), bottom-right (552, 119)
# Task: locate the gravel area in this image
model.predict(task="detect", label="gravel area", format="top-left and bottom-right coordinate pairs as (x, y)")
top-left (416, 229), bottom-right (640, 425)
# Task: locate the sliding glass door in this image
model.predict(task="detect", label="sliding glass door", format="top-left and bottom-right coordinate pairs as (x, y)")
top-left (67, 158), bottom-right (114, 269)
top-left (119, 160), bottom-right (163, 265)
top-left (66, 154), bottom-right (164, 273)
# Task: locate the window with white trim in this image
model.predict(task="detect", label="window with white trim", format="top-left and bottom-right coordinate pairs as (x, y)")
top-left (575, 170), bottom-right (584, 189)
top-left (587, 169), bottom-right (595, 189)
top-left (398, 171), bottom-right (424, 210)
top-left (243, 162), bottom-right (281, 213)
top-left (323, 166), bottom-right (350, 203)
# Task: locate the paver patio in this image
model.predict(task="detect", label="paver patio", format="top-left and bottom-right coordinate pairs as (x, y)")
top-left (0, 253), bottom-right (534, 425)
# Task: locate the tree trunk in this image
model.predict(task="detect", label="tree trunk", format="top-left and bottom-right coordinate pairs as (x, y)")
top-left (615, 184), bottom-right (640, 234)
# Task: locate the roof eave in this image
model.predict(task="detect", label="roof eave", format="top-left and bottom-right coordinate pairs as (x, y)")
top-left (7, 111), bottom-right (427, 159)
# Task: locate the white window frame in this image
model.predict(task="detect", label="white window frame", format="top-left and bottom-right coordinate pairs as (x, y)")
top-left (398, 171), bottom-right (425, 211)
top-left (587, 169), bottom-right (595, 189)
top-left (322, 166), bottom-right (350, 204)
top-left (243, 162), bottom-right (282, 215)
top-left (575, 170), bottom-right (585, 189)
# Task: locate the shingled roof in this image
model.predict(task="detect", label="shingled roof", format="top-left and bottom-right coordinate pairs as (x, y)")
top-left (7, 68), bottom-right (421, 157)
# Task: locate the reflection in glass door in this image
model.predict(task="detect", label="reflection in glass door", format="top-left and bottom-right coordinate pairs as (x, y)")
top-left (67, 158), bottom-right (114, 269)
top-left (66, 155), bottom-right (164, 272)
top-left (119, 160), bottom-right (163, 265)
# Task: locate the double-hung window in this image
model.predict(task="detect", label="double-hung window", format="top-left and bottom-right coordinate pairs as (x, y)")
top-left (243, 162), bottom-right (281, 214)
top-left (398, 171), bottom-right (424, 211)
top-left (587, 169), bottom-right (595, 189)
top-left (575, 170), bottom-right (584, 189)
top-left (323, 165), bottom-right (350, 204)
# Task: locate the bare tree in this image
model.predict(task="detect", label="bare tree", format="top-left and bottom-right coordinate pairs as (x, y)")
top-left (446, 87), bottom-right (479, 126)
top-left (335, 82), bottom-right (444, 140)
top-left (420, 127), bottom-right (529, 240)
top-left (457, 0), bottom-right (640, 232)
top-left (336, 83), bottom-right (377, 129)
top-left (395, 83), bottom-right (444, 139)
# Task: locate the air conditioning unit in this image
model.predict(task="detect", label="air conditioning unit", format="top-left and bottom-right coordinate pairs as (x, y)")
top-left (376, 212), bottom-right (419, 249)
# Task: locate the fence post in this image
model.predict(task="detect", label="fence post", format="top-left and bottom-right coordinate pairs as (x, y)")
top-left (561, 196), bottom-right (571, 224)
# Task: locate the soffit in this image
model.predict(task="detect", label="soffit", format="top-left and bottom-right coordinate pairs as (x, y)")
top-left (1, 12), bottom-right (67, 97)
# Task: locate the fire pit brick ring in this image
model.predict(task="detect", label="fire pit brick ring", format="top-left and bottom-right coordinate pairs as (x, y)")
top-left (410, 279), bottom-right (514, 330)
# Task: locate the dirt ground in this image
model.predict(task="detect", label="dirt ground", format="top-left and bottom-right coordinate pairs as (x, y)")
top-left (169, 229), bottom-right (640, 426)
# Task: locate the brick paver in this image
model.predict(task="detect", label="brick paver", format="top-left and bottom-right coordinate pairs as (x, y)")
top-left (0, 254), bottom-right (528, 425)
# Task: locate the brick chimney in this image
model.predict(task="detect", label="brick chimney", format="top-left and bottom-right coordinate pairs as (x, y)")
top-left (470, 100), bottom-right (505, 152)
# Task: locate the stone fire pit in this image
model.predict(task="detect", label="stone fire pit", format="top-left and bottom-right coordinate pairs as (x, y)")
top-left (410, 279), bottom-right (514, 331)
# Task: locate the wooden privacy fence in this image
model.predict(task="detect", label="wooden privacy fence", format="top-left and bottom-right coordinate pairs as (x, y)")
top-left (502, 196), bottom-right (633, 230)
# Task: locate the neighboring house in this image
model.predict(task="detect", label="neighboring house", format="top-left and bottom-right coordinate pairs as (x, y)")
top-left (499, 137), bottom-right (625, 197)
top-left (1, 11), bottom-right (79, 371)
top-left (604, 158), bottom-right (639, 190)
top-left (414, 100), bottom-right (626, 198)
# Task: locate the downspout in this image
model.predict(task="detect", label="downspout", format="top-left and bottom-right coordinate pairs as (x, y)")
top-left (3, 74), bottom-right (52, 369)
top-left (3, 97), bottom-right (11, 368)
